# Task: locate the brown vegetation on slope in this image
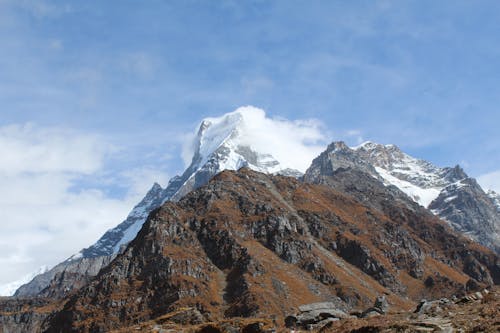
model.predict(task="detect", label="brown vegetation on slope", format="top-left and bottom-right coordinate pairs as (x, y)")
top-left (39, 168), bottom-right (498, 332)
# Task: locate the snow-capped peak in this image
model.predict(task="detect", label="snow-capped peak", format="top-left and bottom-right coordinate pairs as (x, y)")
top-left (67, 107), bottom-right (288, 260)
top-left (193, 111), bottom-right (244, 168)
top-left (186, 107), bottom-right (283, 175)
top-left (354, 141), bottom-right (453, 190)
top-left (327, 141), bottom-right (468, 207)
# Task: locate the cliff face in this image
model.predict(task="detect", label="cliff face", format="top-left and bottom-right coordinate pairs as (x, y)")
top-left (429, 178), bottom-right (500, 252)
top-left (39, 168), bottom-right (498, 332)
top-left (307, 141), bottom-right (500, 254)
top-left (15, 108), bottom-right (291, 299)
top-left (0, 297), bottom-right (59, 333)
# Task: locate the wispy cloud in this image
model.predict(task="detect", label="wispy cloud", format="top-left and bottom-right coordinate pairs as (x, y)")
top-left (0, 123), bottom-right (108, 175)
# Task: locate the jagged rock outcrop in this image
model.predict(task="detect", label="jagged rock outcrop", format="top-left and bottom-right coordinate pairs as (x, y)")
top-left (304, 141), bottom-right (500, 254)
top-left (430, 178), bottom-right (500, 253)
top-left (285, 302), bottom-right (349, 330)
top-left (14, 108), bottom-right (292, 298)
top-left (15, 134), bottom-right (498, 304)
top-left (37, 168), bottom-right (498, 332)
top-left (0, 297), bottom-right (57, 333)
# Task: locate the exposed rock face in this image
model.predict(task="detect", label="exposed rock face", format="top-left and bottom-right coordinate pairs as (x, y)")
top-left (14, 109), bottom-right (291, 298)
top-left (323, 288), bottom-right (500, 333)
top-left (305, 147), bottom-right (500, 286)
top-left (15, 246), bottom-right (117, 299)
top-left (305, 141), bottom-right (500, 254)
top-left (37, 168), bottom-right (498, 332)
top-left (285, 302), bottom-right (348, 330)
top-left (0, 297), bottom-right (56, 333)
top-left (429, 178), bottom-right (500, 253)
top-left (16, 133), bottom-right (498, 302)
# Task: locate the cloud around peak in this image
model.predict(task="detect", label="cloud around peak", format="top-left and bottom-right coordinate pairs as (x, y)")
top-left (183, 106), bottom-right (328, 172)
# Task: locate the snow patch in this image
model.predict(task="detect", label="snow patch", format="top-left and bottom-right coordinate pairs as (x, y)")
top-left (375, 167), bottom-right (441, 207)
top-left (444, 195), bottom-right (458, 203)
top-left (113, 218), bottom-right (145, 253)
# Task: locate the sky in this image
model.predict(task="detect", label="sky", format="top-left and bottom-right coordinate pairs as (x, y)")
top-left (1, 0), bottom-right (500, 288)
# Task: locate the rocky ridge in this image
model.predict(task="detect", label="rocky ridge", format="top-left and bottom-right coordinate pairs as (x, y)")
top-left (2, 113), bottom-right (498, 331)
top-left (14, 108), bottom-right (295, 298)
top-left (314, 141), bottom-right (500, 254)
top-left (35, 168), bottom-right (498, 332)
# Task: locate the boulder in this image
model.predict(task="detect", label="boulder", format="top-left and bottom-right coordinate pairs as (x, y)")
top-left (374, 295), bottom-right (389, 313)
top-left (285, 302), bottom-right (348, 329)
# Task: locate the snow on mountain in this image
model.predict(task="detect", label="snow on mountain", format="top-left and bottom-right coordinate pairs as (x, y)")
top-left (0, 266), bottom-right (49, 296)
top-left (373, 166), bottom-right (441, 207)
top-left (308, 140), bottom-right (498, 253)
top-left (348, 141), bottom-right (498, 253)
top-left (15, 107), bottom-right (307, 297)
top-left (72, 108), bottom-right (289, 259)
top-left (353, 141), bottom-right (464, 207)
top-left (68, 182), bottom-right (165, 259)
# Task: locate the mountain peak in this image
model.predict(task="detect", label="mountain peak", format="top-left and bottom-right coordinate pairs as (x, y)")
top-left (326, 141), bottom-right (350, 152)
top-left (308, 140), bottom-right (500, 254)
top-left (187, 107), bottom-right (282, 175)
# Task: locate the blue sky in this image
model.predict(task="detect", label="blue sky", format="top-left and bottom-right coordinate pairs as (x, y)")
top-left (1, 0), bottom-right (500, 287)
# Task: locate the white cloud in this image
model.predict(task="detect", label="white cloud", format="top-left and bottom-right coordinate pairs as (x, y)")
top-left (183, 106), bottom-right (328, 172)
top-left (0, 123), bottom-right (108, 175)
top-left (0, 110), bottom-right (325, 292)
top-left (0, 124), bottom-right (142, 290)
top-left (118, 167), bottom-right (170, 199)
top-left (477, 170), bottom-right (500, 193)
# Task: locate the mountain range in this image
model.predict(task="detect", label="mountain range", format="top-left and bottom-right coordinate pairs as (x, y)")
top-left (1, 108), bottom-right (499, 332)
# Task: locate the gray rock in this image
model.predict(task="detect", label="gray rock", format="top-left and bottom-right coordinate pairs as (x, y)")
top-left (298, 301), bottom-right (337, 312)
top-left (374, 295), bottom-right (389, 313)
top-left (361, 308), bottom-right (383, 318)
top-left (306, 317), bottom-right (339, 330)
top-left (286, 302), bottom-right (348, 329)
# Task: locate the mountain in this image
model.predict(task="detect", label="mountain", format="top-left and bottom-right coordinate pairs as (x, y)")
top-left (76, 109), bottom-right (287, 260)
top-left (33, 168), bottom-right (500, 332)
top-left (308, 141), bottom-right (500, 254)
top-left (14, 108), bottom-right (297, 298)
top-left (2, 140), bottom-right (499, 332)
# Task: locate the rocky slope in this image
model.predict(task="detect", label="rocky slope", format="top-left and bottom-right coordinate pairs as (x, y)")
top-left (16, 121), bottom-right (498, 301)
top-left (312, 141), bottom-right (500, 254)
top-left (33, 168), bottom-right (498, 332)
top-left (321, 287), bottom-right (500, 333)
top-left (0, 297), bottom-right (60, 333)
top-left (14, 108), bottom-right (295, 298)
